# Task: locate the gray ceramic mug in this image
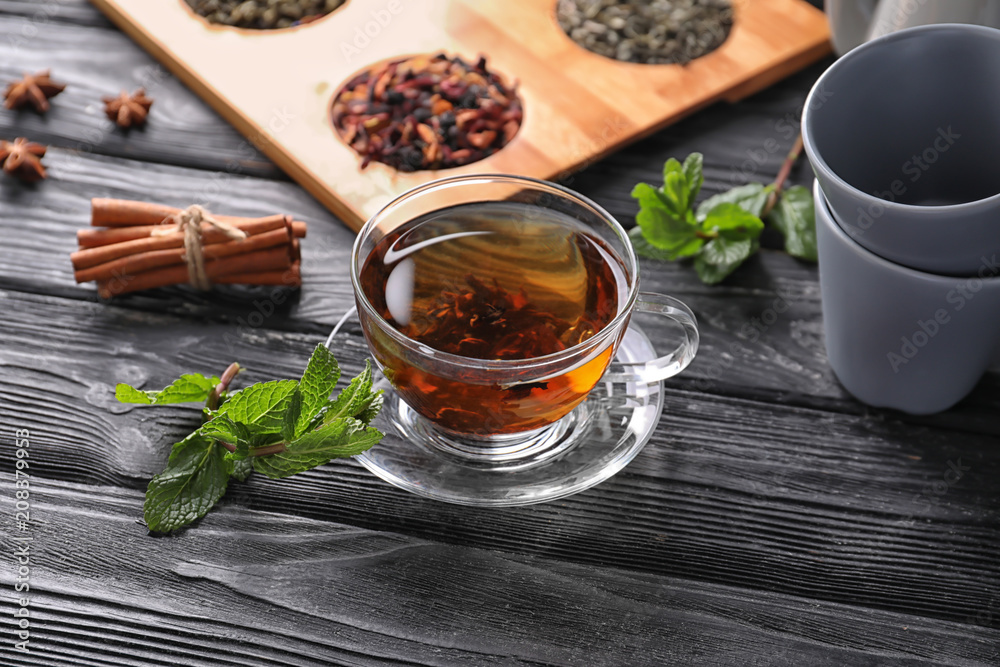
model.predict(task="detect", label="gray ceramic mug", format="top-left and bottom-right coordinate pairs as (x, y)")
top-left (814, 182), bottom-right (1000, 414)
top-left (802, 24), bottom-right (1000, 276)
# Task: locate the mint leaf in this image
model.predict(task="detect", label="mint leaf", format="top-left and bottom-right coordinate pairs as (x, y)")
top-left (199, 415), bottom-right (249, 447)
top-left (662, 156), bottom-right (683, 187)
top-left (632, 182), bottom-right (701, 259)
top-left (702, 203), bottom-right (765, 241)
top-left (767, 185), bottom-right (818, 261)
top-left (281, 390), bottom-right (302, 441)
top-left (231, 458), bottom-right (253, 482)
top-left (116, 384), bottom-right (154, 404)
top-left (214, 379), bottom-right (298, 431)
top-left (156, 374), bottom-right (219, 404)
top-left (629, 226), bottom-right (677, 261)
top-left (116, 373), bottom-right (220, 405)
top-left (663, 170), bottom-right (690, 216)
top-left (143, 434), bottom-right (230, 533)
top-left (118, 348), bottom-right (387, 533)
top-left (695, 238), bottom-right (757, 284)
top-left (357, 391), bottom-right (384, 426)
top-left (697, 183), bottom-right (772, 222)
top-left (682, 152), bottom-right (704, 203)
top-left (295, 344), bottom-right (341, 437)
top-left (320, 360), bottom-right (376, 425)
top-left (252, 418), bottom-right (383, 479)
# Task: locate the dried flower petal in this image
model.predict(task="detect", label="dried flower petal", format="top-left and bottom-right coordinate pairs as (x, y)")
top-left (331, 53), bottom-right (523, 171)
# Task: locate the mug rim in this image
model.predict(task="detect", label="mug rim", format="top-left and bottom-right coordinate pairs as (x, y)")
top-left (815, 180), bottom-right (1000, 282)
top-left (349, 173), bottom-right (641, 371)
top-left (802, 22), bottom-right (1000, 215)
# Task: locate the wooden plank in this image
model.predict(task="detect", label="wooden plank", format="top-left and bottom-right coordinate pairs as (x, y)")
top-left (1, 289), bottom-right (997, 630)
top-left (0, 14), bottom-right (281, 178)
top-left (0, 475), bottom-right (995, 666)
top-left (2, 147), bottom-right (998, 429)
top-left (86, 0), bottom-right (830, 228)
top-left (0, 0), bottom-right (110, 27)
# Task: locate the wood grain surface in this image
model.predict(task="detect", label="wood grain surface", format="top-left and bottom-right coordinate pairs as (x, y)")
top-left (0, 0), bottom-right (997, 665)
top-left (0, 475), bottom-right (996, 667)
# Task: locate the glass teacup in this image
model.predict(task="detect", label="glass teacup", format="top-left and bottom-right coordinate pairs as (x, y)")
top-left (345, 175), bottom-right (700, 503)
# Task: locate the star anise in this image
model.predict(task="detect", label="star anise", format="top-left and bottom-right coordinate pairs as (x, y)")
top-left (3, 70), bottom-right (66, 113)
top-left (0, 138), bottom-right (48, 182)
top-left (102, 88), bottom-right (154, 128)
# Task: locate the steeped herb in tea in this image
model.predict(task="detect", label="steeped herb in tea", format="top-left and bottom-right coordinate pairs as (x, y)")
top-left (557, 0), bottom-right (733, 65)
top-left (358, 201), bottom-right (628, 433)
top-left (361, 202), bottom-right (623, 360)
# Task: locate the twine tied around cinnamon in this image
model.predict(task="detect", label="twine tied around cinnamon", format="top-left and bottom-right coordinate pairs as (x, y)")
top-left (150, 205), bottom-right (247, 290)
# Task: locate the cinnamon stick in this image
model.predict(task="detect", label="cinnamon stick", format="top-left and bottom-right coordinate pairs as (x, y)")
top-left (72, 216), bottom-right (289, 269)
top-left (91, 199), bottom-right (310, 235)
top-left (77, 215), bottom-right (306, 249)
top-left (96, 245), bottom-right (294, 299)
top-left (75, 227), bottom-right (292, 284)
top-left (216, 261), bottom-right (301, 286)
top-left (90, 199), bottom-right (176, 226)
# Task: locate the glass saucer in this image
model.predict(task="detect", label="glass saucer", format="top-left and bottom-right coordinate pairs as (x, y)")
top-left (354, 325), bottom-right (664, 506)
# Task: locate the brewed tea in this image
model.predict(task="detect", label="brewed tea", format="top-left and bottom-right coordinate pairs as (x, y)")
top-left (358, 201), bottom-right (629, 434)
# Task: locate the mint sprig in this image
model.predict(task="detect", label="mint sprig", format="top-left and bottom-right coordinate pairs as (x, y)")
top-left (116, 344), bottom-right (384, 533)
top-left (114, 373), bottom-right (220, 405)
top-left (630, 136), bottom-right (817, 284)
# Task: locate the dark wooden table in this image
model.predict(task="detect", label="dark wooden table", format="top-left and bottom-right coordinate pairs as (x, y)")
top-left (1, 2), bottom-right (998, 665)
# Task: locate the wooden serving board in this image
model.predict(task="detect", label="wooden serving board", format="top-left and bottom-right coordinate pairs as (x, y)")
top-left (89, 0), bottom-right (830, 230)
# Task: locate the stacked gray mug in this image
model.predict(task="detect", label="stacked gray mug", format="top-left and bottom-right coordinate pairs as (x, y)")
top-left (802, 24), bottom-right (1000, 414)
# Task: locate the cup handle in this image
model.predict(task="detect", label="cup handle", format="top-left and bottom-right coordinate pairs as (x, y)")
top-left (602, 292), bottom-right (700, 384)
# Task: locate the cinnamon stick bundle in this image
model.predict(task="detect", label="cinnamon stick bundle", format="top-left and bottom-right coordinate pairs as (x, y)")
top-left (74, 198), bottom-right (308, 298)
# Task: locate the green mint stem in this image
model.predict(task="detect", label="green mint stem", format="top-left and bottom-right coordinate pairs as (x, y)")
top-left (216, 439), bottom-right (288, 457)
top-left (206, 362), bottom-right (241, 413)
top-left (762, 133), bottom-right (804, 217)
top-left (249, 443), bottom-right (287, 457)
